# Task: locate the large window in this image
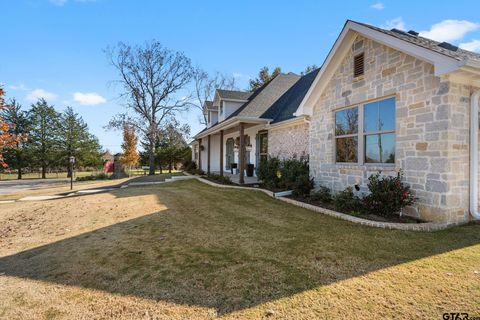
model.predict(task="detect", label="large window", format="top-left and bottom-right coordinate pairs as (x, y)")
top-left (334, 96), bottom-right (395, 164)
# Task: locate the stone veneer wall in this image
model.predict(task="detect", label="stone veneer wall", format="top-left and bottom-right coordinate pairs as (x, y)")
top-left (268, 122), bottom-right (309, 159)
top-left (310, 35), bottom-right (477, 223)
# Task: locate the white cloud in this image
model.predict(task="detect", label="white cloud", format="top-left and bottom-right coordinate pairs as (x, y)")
top-left (26, 89), bottom-right (57, 102)
top-left (382, 17), bottom-right (406, 31)
top-left (72, 92), bottom-right (106, 105)
top-left (233, 72), bottom-right (251, 80)
top-left (419, 20), bottom-right (480, 42)
top-left (8, 84), bottom-right (30, 91)
top-left (49, 0), bottom-right (67, 6)
top-left (49, 0), bottom-right (97, 5)
top-left (370, 2), bottom-right (385, 10)
top-left (460, 39), bottom-right (480, 52)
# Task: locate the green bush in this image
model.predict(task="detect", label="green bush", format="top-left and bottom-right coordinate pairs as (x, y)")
top-left (257, 155), bottom-right (313, 196)
top-left (76, 173), bottom-right (114, 181)
top-left (333, 186), bottom-right (362, 213)
top-left (205, 173), bottom-right (233, 185)
top-left (257, 156), bottom-right (281, 190)
top-left (310, 186), bottom-right (332, 203)
top-left (363, 171), bottom-right (415, 217)
top-left (182, 160), bottom-right (197, 173)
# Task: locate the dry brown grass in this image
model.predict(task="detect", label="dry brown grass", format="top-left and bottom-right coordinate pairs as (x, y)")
top-left (0, 179), bottom-right (479, 319)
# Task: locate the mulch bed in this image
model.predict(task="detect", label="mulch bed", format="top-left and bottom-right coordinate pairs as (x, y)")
top-left (288, 195), bottom-right (425, 224)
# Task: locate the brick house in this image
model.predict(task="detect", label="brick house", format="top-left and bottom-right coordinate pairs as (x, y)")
top-left (192, 20), bottom-right (480, 223)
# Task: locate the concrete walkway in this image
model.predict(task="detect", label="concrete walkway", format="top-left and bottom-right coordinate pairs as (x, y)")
top-left (0, 175), bottom-right (195, 203)
top-left (0, 178), bottom-right (70, 196)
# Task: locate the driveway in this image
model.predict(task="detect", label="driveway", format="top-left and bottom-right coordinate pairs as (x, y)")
top-left (0, 178), bottom-right (70, 195)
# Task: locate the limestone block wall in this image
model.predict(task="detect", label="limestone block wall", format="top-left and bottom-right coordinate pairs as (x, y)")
top-left (268, 122), bottom-right (309, 159)
top-left (309, 35), bottom-right (476, 223)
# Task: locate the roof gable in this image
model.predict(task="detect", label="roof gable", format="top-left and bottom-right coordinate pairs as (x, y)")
top-left (262, 68), bottom-right (320, 123)
top-left (229, 73), bottom-right (301, 119)
top-left (296, 20), bottom-right (473, 117)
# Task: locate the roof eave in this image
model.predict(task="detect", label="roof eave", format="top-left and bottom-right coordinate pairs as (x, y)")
top-left (193, 117), bottom-right (272, 139)
top-left (296, 20), bottom-right (466, 117)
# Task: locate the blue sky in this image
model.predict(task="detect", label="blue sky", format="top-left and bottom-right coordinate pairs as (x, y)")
top-left (2, 0), bottom-right (480, 152)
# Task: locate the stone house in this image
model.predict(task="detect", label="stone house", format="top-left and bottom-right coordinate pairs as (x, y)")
top-left (192, 70), bottom-right (318, 183)
top-left (192, 19), bottom-right (480, 224)
top-left (296, 20), bottom-right (480, 223)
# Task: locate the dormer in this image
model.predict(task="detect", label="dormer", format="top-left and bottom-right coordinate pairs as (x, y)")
top-left (213, 89), bottom-right (252, 122)
top-left (203, 101), bottom-right (218, 128)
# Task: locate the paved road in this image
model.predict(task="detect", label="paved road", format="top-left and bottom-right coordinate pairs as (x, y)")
top-left (0, 178), bottom-right (70, 195)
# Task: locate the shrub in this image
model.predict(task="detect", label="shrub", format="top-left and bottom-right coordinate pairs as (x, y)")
top-left (310, 186), bottom-right (332, 203)
top-left (258, 155), bottom-right (313, 196)
top-left (182, 160), bottom-right (197, 173)
top-left (333, 186), bottom-right (362, 213)
top-left (363, 171), bottom-right (415, 217)
top-left (257, 156), bottom-right (281, 190)
top-left (205, 173), bottom-right (232, 185)
top-left (76, 173), bottom-right (114, 181)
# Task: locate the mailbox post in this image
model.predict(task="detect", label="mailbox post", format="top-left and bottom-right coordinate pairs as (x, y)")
top-left (69, 156), bottom-right (75, 190)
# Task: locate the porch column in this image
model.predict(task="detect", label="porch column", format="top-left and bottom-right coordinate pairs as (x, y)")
top-left (198, 138), bottom-right (202, 171)
top-left (239, 123), bottom-right (245, 184)
top-left (219, 130), bottom-right (224, 176)
top-left (207, 135), bottom-right (211, 174)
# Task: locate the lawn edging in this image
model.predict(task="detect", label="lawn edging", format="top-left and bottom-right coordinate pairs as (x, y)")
top-left (188, 173), bottom-right (462, 232)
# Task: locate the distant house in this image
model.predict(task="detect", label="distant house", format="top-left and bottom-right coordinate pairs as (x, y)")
top-left (192, 19), bottom-right (480, 224)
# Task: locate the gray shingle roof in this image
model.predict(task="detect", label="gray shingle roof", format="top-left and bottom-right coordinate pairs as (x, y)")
top-left (228, 73), bottom-right (301, 119)
top-left (352, 20), bottom-right (480, 62)
top-left (216, 89), bottom-right (252, 101)
top-left (261, 68), bottom-right (320, 123)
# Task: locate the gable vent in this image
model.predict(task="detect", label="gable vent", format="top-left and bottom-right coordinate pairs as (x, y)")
top-left (354, 53), bottom-right (364, 78)
top-left (438, 42), bottom-right (459, 52)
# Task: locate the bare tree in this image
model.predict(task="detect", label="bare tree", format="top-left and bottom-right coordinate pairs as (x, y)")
top-left (106, 40), bottom-right (193, 175)
top-left (191, 67), bottom-right (236, 125)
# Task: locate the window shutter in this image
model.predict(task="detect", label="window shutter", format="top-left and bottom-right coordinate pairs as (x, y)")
top-left (354, 53), bottom-right (364, 78)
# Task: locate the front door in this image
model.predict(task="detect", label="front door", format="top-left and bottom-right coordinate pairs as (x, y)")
top-left (226, 138), bottom-right (234, 170)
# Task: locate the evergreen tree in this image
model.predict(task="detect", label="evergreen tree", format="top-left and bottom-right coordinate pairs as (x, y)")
top-left (0, 88), bottom-right (22, 168)
top-left (1, 99), bottom-right (32, 179)
top-left (29, 99), bottom-right (60, 178)
top-left (57, 107), bottom-right (102, 177)
top-left (249, 66), bottom-right (281, 91)
top-left (156, 119), bottom-right (190, 173)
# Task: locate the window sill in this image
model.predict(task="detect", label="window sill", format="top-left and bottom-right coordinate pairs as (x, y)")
top-left (335, 163), bottom-right (396, 171)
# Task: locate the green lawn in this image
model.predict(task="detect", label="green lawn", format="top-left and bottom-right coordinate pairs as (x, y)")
top-left (0, 179), bottom-right (479, 319)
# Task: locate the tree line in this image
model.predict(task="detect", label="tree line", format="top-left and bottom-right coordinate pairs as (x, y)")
top-left (0, 90), bottom-right (103, 179)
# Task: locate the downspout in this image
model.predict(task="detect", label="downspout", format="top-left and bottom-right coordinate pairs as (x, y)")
top-left (469, 90), bottom-right (480, 220)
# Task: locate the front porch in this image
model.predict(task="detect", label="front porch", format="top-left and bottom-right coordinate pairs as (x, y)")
top-left (194, 118), bottom-right (270, 184)
top-left (213, 171), bottom-right (260, 185)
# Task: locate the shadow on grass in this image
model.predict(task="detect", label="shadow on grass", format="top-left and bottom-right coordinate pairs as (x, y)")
top-left (0, 180), bottom-right (479, 315)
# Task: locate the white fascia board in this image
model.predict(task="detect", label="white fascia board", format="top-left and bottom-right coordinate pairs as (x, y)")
top-left (193, 117), bottom-right (271, 139)
top-left (267, 116), bottom-right (307, 130)
top-left (295, 20), bottom-right (465, 117)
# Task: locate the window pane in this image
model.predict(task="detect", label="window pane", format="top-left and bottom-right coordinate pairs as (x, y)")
top-left (336, 137), bottom-right (358, 163)
top-left (364, 97), bottom-right (395, 132)
top-left (259, 133), bottom-right (268, 154)
top-left (365, 133), bottom-right (395, 163)
top-left (335, 107), bottom-right (358, 135)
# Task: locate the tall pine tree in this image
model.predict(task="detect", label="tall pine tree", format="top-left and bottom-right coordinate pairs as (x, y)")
top-left (29, 99), bottom-right (60, 178)
top-left (1, 99), bottom-right (31, 179)
top-left (57, 107), bottom-right (102, 177)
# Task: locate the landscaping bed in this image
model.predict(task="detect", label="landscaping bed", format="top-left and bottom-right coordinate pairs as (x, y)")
top-left (287, 194), bottom-right (424, 223)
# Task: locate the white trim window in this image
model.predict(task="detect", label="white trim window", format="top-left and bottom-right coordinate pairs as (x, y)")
top-left (335, 96), bottom-right (395, 164)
